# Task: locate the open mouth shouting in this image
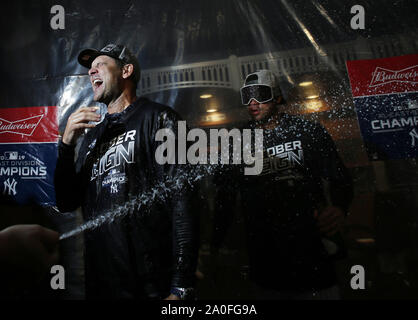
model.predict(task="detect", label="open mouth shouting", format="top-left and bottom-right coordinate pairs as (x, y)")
top-left (92, 78), bottom-right (103, 91)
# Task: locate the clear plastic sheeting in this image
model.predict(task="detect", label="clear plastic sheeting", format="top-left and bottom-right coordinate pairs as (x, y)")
top-left (0, 0), bottom-right (417, 299)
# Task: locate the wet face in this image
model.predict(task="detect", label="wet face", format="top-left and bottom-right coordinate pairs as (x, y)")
top-left (247, 98), bottom-right (277, 122)
top-left (88, 55), bottom-right (122, 104)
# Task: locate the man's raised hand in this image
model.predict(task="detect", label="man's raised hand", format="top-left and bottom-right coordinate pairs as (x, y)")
top-left (62, 106), bottom-right (101, 145)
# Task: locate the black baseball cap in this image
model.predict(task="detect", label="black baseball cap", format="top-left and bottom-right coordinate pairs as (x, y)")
top-left (78, 44), bottom-right (140, 84)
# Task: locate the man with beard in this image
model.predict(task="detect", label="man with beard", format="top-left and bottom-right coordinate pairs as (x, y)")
top-left (214, 69), bottom-right (353, 299)
top-left (54, 44), bottom-right (197, 300)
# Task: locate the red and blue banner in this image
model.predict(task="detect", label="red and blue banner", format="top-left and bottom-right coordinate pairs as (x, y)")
top-left (346, 54), bottom-right (418, 160)
top-left (0, 106), bottom-right (59, 205)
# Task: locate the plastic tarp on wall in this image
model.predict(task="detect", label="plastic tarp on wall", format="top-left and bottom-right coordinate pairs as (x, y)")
top-left (0, 0), bottom-right (417, 298)
top-left (1, 0), bottom-right (417, 206)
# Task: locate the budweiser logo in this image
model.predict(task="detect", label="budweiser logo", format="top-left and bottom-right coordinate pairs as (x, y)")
top-left (369, 65), bottom-right (418, 87)
top-left (0, 115), bottom-right (44, 136)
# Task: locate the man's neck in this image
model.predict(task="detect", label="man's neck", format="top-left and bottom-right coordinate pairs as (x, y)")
top-left (107, 89), bottom-right (137, 114)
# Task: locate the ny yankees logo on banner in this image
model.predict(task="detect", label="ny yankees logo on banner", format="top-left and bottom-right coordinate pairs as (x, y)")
top-left (410, 128), bottom-right (418, 147)
top-left (3, 178), bottom-right (17, 196)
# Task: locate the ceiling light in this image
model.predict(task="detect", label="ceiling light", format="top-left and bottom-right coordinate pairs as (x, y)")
top-left (355, 238), bottom-right (376, 244)
top-left (306, 95), bottom-right (319, 99)
top-left (202, 112), bottom-right (226, 123)
top-left (299, 81), bottom-right (313, 87)
top-left (207, 109), bottom-right (217, 113)
top-left (200, 94), bottom-right (213, 99)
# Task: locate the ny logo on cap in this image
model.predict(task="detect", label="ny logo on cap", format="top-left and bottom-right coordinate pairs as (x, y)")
top-left (101, 44), bottom-right (117, 53)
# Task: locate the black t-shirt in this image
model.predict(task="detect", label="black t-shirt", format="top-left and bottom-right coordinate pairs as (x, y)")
top-left (238, 113), bottom-right (353, 291)
top-left (54, 98), bottom-right (197, 299)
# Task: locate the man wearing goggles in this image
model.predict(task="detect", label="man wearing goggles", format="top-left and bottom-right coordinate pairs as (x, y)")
top-left (240, 70), bottom-right (284, 123)
top-left (240, 84), bottom-right (275, 105)
top-left (231, 69), bottom-right (353, 299)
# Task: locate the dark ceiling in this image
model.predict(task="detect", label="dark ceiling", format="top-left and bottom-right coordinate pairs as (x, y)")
top-left (1, 0), bottom-right (417, 74)
top-left (0, 0), bottom-right (416, 121)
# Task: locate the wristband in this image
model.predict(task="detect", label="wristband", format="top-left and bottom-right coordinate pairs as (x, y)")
top-left (170, 287), bottom-right (195, 300)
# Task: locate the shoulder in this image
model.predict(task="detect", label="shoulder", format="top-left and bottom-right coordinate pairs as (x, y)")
top-left (135, 97), bottom-right (181, 119)
top-left (132, 97), bottom-right (183, 131)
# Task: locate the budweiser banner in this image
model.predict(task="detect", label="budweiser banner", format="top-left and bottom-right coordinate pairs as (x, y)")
top-left (0, 106), bottom-right (59, 205)
top-left (346, 54), bottom-right (418, 160)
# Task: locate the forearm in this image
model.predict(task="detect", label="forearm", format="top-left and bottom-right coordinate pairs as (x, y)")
top-left (155, 110), bottom-right (198, 289)
top-left (170, 192), bottom-right (198, 289)
top-left (329, 167), bottom-right (354, 214)
top-left (317, 124), bottom-right (354, 214)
